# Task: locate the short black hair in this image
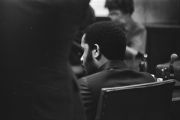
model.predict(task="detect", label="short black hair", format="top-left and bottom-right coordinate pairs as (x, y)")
top-left (84, 21), bottom-right (127, 60)
top-left (105, 0), bottom-right (134, 15)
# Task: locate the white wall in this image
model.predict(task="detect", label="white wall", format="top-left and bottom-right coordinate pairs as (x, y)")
top-left (90, 0), bottom-right (109, 17)
top-left (90, 0), bottom-right (180, 25)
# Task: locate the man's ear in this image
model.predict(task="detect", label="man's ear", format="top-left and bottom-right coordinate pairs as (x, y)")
top-left (92, 44), bottom-right (100, 59)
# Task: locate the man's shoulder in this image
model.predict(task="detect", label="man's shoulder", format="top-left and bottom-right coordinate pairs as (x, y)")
top-left (78, 69), bottom-right (156, 92)
top-left (109, 69), bottom-right (156, 83)
top-left (79, 69), bottom-right (155, 83)
top-left (79, 70), bottom-right (109, 83)
top-left (131, 70), bottom-right (156, 82)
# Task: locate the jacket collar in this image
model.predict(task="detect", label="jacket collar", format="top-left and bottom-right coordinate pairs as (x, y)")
top-left (98, 60), bottom-right (128, 72)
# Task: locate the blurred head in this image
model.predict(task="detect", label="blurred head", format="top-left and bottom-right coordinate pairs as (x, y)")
top-left (105, 0), bottom-right (134, 23)
top-left (80, 21), bottom-right (127, 74)
top-left (79, 5), bottom-right (96, 32)
top-left (70, 5), bottom-right (96, 65)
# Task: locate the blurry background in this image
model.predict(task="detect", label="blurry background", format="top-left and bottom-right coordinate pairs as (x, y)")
top-left (90, 0), bottom-right (180, 74)
top-left (90, 0), bottom-right (180, 25)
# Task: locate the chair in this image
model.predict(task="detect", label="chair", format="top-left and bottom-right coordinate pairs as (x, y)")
top-left (95, 79), bottom-right (175, 120)
top-left (172, 97), bottom-right (180, 120)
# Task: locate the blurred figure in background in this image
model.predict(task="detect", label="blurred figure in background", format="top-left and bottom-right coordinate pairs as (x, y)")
top-left (105, 0), bottom-right (147, 71)
top-left (0, 0), bottom-right (89, 120)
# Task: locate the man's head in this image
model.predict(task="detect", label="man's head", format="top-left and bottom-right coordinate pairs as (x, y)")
top-left (105, 0), bottom-right (134, 23)
top-left (80, 21), bottom-right (127, 74)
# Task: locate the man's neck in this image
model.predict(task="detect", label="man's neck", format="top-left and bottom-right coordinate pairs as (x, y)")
top-left (96, 56), bottom-right (109, 69)
top-left (98, 60), bottom-right (127, 71)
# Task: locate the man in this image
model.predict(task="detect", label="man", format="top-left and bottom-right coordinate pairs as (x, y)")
top-left (78, 21), bottom-right (155, 120)
top-left (0, 0), bottom-right (89, 120)
top-left (105, 0), bottom-right (147, 71)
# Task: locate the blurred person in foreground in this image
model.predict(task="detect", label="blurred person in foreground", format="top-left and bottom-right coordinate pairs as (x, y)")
top-left (0, 0), bottom-right (89, 120)
top-left (78, 21), bottom-right (155, 120)
top-left (105, 0), bottom-right (147, 71)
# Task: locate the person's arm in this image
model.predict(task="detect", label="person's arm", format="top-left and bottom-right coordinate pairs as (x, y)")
top-left (126, 26), bottom-right (147, 58)
top-left (126, 46), bottom-right (138, 56)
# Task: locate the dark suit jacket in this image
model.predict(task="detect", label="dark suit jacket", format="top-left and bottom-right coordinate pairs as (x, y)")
top-left (0, 0), bottom-right (89, 120)
top-left (78, 61), bottom-right (155, 120)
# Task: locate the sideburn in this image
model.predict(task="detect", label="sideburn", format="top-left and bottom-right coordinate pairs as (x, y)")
top-left (85, 50), bottom-right (98, 75)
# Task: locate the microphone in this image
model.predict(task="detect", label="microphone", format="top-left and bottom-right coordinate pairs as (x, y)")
top-left (139, 53), bottom-right (148, 72)
top-left (169, 53), bottom-right (178, 78)
top-left (170, 53), bottom-right (178, 65)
